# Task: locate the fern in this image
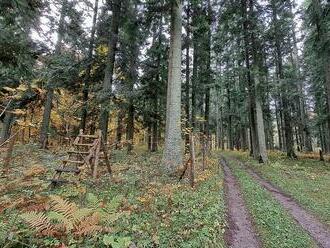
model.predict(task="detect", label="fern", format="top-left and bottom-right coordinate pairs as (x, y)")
top-left (50, 195), bottom-right (78, 221)
top-left (73, 208), bottom-right (93, 223)
top-left (20, 195), bottom-right (116, 239)
top-left (74, 213), bottom-right (103, 236)
top-left (103, 195), bottom-right (124, 213)
top-left (20, 212), bottom-right (56, 236)
top-left (0, 222), bottom-right (9, 244)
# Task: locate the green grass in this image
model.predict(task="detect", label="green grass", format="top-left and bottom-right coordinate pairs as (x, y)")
top-left (224, 155), bottom-right (317, 248)
top-left (0, 145), bottom-right (226, 247)
top-left (93, 149), bottom-right (226, 248)
top-left (227, 150), bottom-right (330, 226)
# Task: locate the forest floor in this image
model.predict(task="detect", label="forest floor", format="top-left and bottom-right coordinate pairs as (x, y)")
top-left (0, 145), bottom-right (330, 248)
top-left (0, 144), bottom-right (225, 248)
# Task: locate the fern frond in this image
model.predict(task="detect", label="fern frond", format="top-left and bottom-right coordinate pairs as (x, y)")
top-left (0, 222), bottom-right (9, 244)
top-left (74, 224), bottom-right (103, 237)
top-left (50, 195), bottom-right (78, 222)
top-left (100, 212), bottom-right (124, 226)
top-left (74, 212), bottom-right (102, 237)
top-left (47, 211), bottom-right (74, 232)
top-left (21, 212), bottom-right (55, 235)
top-left (73, 208), bottom-right (93, 223)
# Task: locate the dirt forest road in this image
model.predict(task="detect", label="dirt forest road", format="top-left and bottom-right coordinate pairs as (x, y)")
top-left (221, 157), bottom-right (261, 248)
top-left (221, 155), bottom-right (330, 248)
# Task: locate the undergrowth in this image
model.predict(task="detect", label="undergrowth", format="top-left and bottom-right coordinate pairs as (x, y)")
top-left (0, 145), bottom-right (225, 247)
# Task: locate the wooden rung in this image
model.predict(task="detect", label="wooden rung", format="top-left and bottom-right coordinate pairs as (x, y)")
top-left (75, 143), bottom-right (94, 147)
top-left (55, 167), bottom-right (80, 173)
top-left (63, 159), bottom-right (84, 164)
top-left (79, 134), bottom-right (98, 138)
top-left (68, 151), bottom-right (89, 154)
top-left (50, 179), bottom-right (73, 185)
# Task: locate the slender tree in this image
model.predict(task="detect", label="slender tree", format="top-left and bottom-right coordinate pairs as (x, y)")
top-left (40, 0), bottom-right (67, 148)
top-left (99, 0), bottom-right (121, 142)
top-left (80, 0), bottom-right (99, 132)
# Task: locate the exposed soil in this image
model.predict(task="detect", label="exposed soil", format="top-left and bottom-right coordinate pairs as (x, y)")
top-left (221, 157), bottom-right (261, 248)
top-left (233, 157), bottom-right (330, 248)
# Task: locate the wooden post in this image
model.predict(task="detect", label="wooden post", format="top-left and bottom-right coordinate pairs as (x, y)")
top-left (101, 141), bottom-right (112, 175)
top-left (189, 133), bottom-right (195, 188)
top-left (92, 130), bottom-right (102, 178)
top-left (202, 134), bottom-right (206, 171)
top-left (320, 149), bottom-right (324, 162)
top-left (3, 134), bottom-right (17, 169)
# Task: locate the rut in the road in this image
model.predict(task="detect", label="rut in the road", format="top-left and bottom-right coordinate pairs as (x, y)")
top-left (233, 157), bottom-right (330, 248)
top-left (221, 157), bottom-right (260, 248)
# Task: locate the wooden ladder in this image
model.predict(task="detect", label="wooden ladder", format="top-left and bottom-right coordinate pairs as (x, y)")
top-left (50, 129), bottom-right (111, 186)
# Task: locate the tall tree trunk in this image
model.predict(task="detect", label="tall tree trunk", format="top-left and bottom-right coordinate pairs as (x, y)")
top-left (204, 0), bottom-right (212, 149)
top-left (325, 62), bottom-right (330, 153)
top-left (40, 89), bottom-right (54, 148)
top-left (255, 78), bottom-right (268, 162)
top-left (162, 0), bottom-right (183, 173)
top-left (184, 1), bottom-right (191, 153)
top-left (241, 0), bottom-right (258, 158)
top-left (249, 0), bottom-right (268, 162)
top-left (215, 86), bottom-right (221, 149)
top-left (226, 84), bottom-right (233, 150)
top-left (271, 0), bottom-right (296, 158)
top-left (115, 108), bottom-right (124, 149)
top-left (191, 4), bottom-right (199, 131)
top-left (191, 40), bottom-right (197, 130)
top-left (151, 117), bottom-right (158, 152)
top-left (126, 102), bottom-right (134, 152)
top-left (99, 0), bottom-right (121, 142)
top-left (0, 105), bottom-right (14, 144)
top-left (39, 0), bottom-right (67, 148)
top-left (274, 98), bottom-right (282, 150)
top-left (80, 0), bottom-right (99, 132)
top-left (289, 3), bottom-right (312, 152)
top-left (126, 3), bottom-right (139, 153)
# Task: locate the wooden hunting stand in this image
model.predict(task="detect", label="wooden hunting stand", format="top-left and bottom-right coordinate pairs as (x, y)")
top-left (51, 129), bottom-right (111, 186)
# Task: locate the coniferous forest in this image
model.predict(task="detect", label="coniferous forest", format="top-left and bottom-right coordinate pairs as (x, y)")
top-left (0, 0), bottom-right (329, 247)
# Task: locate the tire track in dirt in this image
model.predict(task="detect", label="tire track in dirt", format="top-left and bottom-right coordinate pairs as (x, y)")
top-left (229, 156), bottom-right (330, 248)
top-left (220, 156), bottom-right (261, 248)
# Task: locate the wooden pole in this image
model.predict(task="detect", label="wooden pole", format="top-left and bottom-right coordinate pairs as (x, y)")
top-left (102, 141), bottom-right (112, 175)
top-left (189, 133), bottom-right (195, 188)
top-left (320, 149), bottom-right (324, 162)
top-left (202, 134), bottom-right (207, 171)
top-left (3, 134), bottom-right (17, 169)
top-left (92, 130), bottom-right (102, 178)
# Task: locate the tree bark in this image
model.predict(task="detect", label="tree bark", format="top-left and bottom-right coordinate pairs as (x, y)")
top-left (241, 0), bottom-right (258, 158)
top-left (204, 0), bottom-right (212, 150)
top-left (126, 102), bottom-right (134, 153)
top-left (80, 0), bottom-right (99, 132)
top-left (162, 0), bottom-right (183, 173)
top-left (271, 0), bottom-right (296, 158)
top-left (0, 102), bottom-right (14, 144)
top-left (39, 0), bottom-right (67, 148)
top-left (99, 0), bottom-right (121, 142)
top-left (249, 0), bottom-right (268, 162)
top-left (255, 78), bottom-right (268, 162)
top-left (325, 62), bottom-right (330, 153)
top-left (115, 108), bottom-right (124, 149)
top-left (184, 1), bottom-right (191, 153)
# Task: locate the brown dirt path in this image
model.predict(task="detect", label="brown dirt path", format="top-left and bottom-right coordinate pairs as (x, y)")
top-left (220, 157), bottom-right (261, 248)
top-left (231, 156), bottom-right (330, 248)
